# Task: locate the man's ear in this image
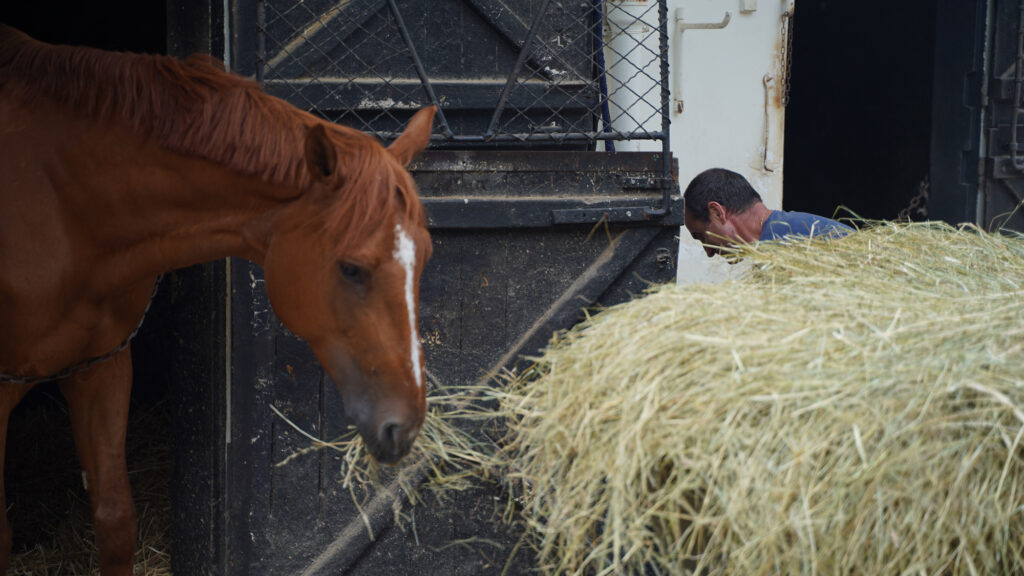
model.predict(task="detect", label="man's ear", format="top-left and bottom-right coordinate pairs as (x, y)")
top-left (707, 201), bottom-right (728, 224)
top-left (304, 124), bottom-right (338, 183)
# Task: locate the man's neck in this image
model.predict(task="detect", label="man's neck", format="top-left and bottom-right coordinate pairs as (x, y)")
top-left (736, 202), bottom-right (774, 242)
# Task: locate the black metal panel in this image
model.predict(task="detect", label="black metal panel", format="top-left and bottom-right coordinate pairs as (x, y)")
top-left (930, 0), bottom-right (986, 225)
top-left (163, 159), bottom-right (688, 574)
top-left (256, 0), bottom-right (670, 151)
top-left (931, 0), bottom-right (1024, 231)
top-left (309, 226), bottom-right (678, 575)
top-left (412, 150), bottom-right (682, 227)
top-left (982, 0), bottom-right (1024, 230)
top-left (169, 1), bottom-right (683, 573)
top-left (258, 0), bottom-right (598, 145)
top-left (167, 197), bottom-right (680, 576)
top-left (166, 4), bottom-right (231, 575)
top-left (263, 79), bottom-right (597, 113)
top-left (167, 263), bottom-right (230, 576)
top-left (165, 225), bottom-right (677, 575)
top-left (202, 227), bottom-right (676, 575)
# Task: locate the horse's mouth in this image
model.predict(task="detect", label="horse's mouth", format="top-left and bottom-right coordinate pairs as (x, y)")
top-left (366, 436), bottom-right (415, 465)
top-left (317, 345), bottom-right (423, 463)
top-left (354, 407), bottom-right (421, 464)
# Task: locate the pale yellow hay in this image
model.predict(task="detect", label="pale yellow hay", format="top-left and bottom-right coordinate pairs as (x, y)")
top-left (493, 221), bottom-right (1024, 575)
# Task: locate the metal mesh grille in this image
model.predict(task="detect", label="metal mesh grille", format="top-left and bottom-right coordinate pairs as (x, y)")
top-left (257, 0), bottom-right (668, 147)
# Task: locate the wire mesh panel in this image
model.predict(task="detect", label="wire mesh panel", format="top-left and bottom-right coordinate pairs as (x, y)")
top-left (257, 0), bottom-right (669, 148)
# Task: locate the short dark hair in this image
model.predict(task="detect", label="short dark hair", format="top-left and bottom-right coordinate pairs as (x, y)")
top-left (683, 168), bottom-right (763, 223)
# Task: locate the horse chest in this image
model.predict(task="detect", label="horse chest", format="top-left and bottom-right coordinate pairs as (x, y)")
top-left (0, 283), bottom-right (151, 379)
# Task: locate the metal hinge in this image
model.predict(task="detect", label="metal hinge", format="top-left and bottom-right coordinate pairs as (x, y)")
top-left (1011, 0), bottom-right (1024, 170)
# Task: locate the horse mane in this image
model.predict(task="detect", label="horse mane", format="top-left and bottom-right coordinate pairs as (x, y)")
top-left (0, 24), bottom-right (425, 257)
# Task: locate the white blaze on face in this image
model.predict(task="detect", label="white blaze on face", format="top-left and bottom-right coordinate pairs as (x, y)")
top-left (393, 224), bottom-right (423, 389)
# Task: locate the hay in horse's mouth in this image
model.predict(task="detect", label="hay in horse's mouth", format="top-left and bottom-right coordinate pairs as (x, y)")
top-left (269, 387), bottom-right (496, 525)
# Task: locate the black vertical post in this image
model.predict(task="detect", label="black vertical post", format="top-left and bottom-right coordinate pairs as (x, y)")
top-left (929, 0), bottom-right (988, 225)
top-left (166, 2), bottom-right (231, 574)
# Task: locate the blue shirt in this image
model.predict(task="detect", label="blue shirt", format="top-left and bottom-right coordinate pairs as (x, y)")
top-left (760, 211), bottom-right (853, 241)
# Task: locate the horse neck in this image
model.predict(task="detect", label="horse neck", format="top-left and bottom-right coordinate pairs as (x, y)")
top-left (0, 35), bottom-right (315, 291)
top-left (64, 121), bottom-right (300, 292)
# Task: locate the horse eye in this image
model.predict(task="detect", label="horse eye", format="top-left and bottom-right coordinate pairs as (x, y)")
top-left (338, 263), bottom-right (366, 285)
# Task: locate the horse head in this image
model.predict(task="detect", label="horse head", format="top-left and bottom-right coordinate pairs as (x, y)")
top-left (258, 107), bottom-right (434, 463)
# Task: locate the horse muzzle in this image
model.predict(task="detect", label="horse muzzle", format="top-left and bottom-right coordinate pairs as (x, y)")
top-left (370, 416), bottom-right (420, 464)
top-left (317, 344), bottom-right (424, 463)
top-left (344, 391), bottom-right (422, 464)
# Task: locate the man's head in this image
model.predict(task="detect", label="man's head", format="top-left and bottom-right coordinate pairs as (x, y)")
top-left (683, 168), bottom-right (765, 255)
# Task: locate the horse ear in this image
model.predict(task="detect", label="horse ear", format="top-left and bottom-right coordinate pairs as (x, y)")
top-left (304, 124), bottom-right (338, 183)
top-left (388, 106), bottom-right (435, 167)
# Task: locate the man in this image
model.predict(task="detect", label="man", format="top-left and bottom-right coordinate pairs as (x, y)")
top-left (683, 168), bottom-right (852, 256)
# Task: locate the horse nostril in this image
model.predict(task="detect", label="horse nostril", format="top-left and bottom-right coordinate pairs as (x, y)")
top-left (382, 421), bottom-right (401, 448)
top-left (376, 419), bottom-right (418, 464)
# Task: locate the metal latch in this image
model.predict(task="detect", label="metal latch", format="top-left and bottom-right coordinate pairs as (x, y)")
top-left (551, 207), bottom-right (658, 224)
top-left (550, 176), bottom-right (678, 224)
top-left (672, 9), bottom-right (732, 115)
top-left (619, 176), bottom-right (675, 190)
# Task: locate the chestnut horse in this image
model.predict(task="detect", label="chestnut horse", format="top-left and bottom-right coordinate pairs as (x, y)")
top-left (0, 25), bottom-right (434, 574)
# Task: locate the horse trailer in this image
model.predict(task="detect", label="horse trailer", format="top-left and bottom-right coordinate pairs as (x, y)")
top-left (1, 0), bottom-right (1022, 574)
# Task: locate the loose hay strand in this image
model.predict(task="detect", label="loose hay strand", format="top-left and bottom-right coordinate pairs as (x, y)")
top-left (494, 221), bottom-right (1024, 575)
top-left (270, 387), bottom-right (502, 534)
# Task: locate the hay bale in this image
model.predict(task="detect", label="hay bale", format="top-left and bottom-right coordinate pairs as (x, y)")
top-left (496, 221), bottom-right (1024, 575)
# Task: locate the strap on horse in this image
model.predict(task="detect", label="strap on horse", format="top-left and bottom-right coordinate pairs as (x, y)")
top-left (0, 275), bottom-right (165, 385)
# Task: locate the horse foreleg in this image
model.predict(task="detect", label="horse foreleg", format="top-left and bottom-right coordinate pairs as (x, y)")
top-left (0, 383), bottom-right (32, 575)
top-left (60, 348), bottom-right (137, 576)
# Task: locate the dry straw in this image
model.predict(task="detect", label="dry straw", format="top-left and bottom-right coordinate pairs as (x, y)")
top-left (271, 386), bottom-right (497, 535)
top-left (493, 221), bottom-right (1024, 575)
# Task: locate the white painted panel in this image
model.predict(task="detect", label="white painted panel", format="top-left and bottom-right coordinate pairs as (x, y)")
top-left (666, 0), bottom-right (794, 283)
top-left (604, 0), bottom-right (663, 152)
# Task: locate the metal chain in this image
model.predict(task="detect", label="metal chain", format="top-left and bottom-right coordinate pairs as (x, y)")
top-left (781, 8), bottom-right (795, 108)
top-left (898, 176), bottom-right (930, 220)
top-left (0, 274), bottom-right (165, 385)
